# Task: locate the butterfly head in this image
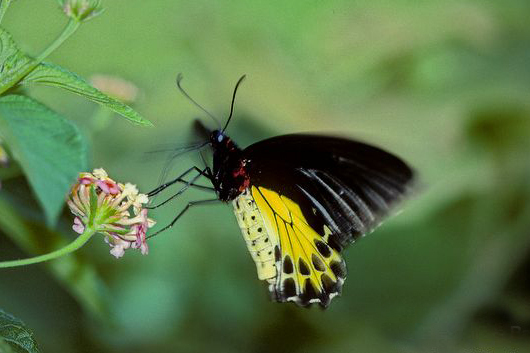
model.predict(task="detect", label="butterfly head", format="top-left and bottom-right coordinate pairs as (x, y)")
top-left (209, 130), bottom-right (249, 202)
top-left (210, 129), bottom-right (228, 146)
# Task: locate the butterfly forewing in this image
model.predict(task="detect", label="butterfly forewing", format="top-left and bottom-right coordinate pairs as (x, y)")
top-left (243, 135), bottom-right (415, 249)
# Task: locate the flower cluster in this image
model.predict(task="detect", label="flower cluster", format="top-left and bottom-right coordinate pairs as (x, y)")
top-left (67, 168), bottom-right (155, 258)
top-left (59, 0), bottom-right (103, 22)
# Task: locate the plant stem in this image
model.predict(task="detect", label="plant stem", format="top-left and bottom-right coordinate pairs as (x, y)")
top-left (34, 19), bottom-right (80, 63)
top-left (0, 0), bottom-right (13, 24)
top-left (0, 226), bottom-right (95, 268)
top-left (0, 19), bottom-right (80, 95)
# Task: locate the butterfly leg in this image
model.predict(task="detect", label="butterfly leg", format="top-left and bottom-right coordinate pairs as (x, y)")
top-left (147, 198), bottom-right (220, 239)
top-left (148, 168), bottom-right (212, 209)
top-left (198, 150), bottom-right (213, 179)
top-left (148, 166), bottom-right (209, 197)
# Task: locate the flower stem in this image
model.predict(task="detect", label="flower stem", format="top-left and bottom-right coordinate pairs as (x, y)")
top-left (0, 0), bottom-right (13, 24)
top-left (0, 226), bottom-right (96, 268)
top-left (34, 19), bottom-right (80, 63)
top-left (0, 19), bottom-right (80, 95)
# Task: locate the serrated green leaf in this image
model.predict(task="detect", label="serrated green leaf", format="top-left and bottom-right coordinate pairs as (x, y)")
top-left (0, 27), bottom-right (36, 94)
top-left (21, 62), bottom-right (153, 126)
top-left (0, 310), bottom-right (39, 353)
top-left (0, 95), bottom-right (87, 225)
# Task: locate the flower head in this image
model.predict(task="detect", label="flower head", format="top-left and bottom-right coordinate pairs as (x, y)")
top-left (59, 0), bottom-right (104, 22)
top-left (67, 168), bottom-right (156, 258)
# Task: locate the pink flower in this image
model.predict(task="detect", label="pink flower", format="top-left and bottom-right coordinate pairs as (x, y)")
top-left (104, 235), bottom-right (131, 259)
top-left (67, 168), bottom-right (156, 258)
top-left (96, 179), bottom-right (120, 195)
top-left (72, 217), bottom-right (85, 234)
top-left (130, 209), bottom-right (151, 255)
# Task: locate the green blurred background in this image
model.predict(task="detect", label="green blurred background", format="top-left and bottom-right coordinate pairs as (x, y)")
top-left (2, 0), bottom-right (530, 352)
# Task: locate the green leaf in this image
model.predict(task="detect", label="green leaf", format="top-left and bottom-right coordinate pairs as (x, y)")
top-left (0, 27), bottom-right (36, 94)
top-left (0, 309), bottom-right (40, 353)
top-left (21, 62), bottom-right (153, 126)
top-left (0, 95), bottom-right (87, 225)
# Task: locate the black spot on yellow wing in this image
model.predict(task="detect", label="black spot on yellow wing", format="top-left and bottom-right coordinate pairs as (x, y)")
top-left (321, 273), bottom-right (340, 295)
top-left (283, 256), bottom-right (293, 274)
top-left (299, 259), bottom-right (310, 275)
top-left (314, 240), bottom-right (331, 258)
top-left (330, 260), bottom-right (347, 279)
top-left (311, 254), bottom-right (326, 272)
top-left (283, 278), bottom-right (296, 297)
top-left (300, 279), bottom-right (320, 306)
top-left (274, 245), bottom-right (281, 262)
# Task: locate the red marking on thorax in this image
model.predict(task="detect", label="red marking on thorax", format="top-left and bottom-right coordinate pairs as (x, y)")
top-left (225, 138), bottom-right (236, 151)
top-left (233, 159), bottom-right (250, 192)
top-left (239, 178), bottom-right (250, 192)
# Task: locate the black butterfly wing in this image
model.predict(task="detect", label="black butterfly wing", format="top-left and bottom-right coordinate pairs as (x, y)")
top-left (232, 134), bottom-right (415, 307)
top-left (244, 134), bottom-right (415, 248)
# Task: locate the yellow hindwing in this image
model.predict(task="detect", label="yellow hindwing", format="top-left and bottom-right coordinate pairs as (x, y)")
top-left (233, 185), bottom-right (347, 307)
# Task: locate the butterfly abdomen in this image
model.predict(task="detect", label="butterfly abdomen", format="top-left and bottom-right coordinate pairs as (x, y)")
top-left (233, 189), bottom-right (277, 282)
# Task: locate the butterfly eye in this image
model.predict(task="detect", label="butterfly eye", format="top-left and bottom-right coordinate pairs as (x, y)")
top-left (217, 134), bottom-right (224, 143)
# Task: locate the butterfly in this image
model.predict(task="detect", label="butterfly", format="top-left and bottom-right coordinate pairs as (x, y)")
top-left (148, 75), bottom-right (415, 308)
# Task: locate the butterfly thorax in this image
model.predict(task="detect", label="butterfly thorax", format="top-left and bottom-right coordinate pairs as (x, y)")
top-left (210, 130), bottom-right (250, 202)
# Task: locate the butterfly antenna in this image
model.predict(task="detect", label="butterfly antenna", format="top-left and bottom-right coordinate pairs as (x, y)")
top-left (222, 74), bottom-right (246, 132)
top-left (176, 73), bottom-right (221, 129)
